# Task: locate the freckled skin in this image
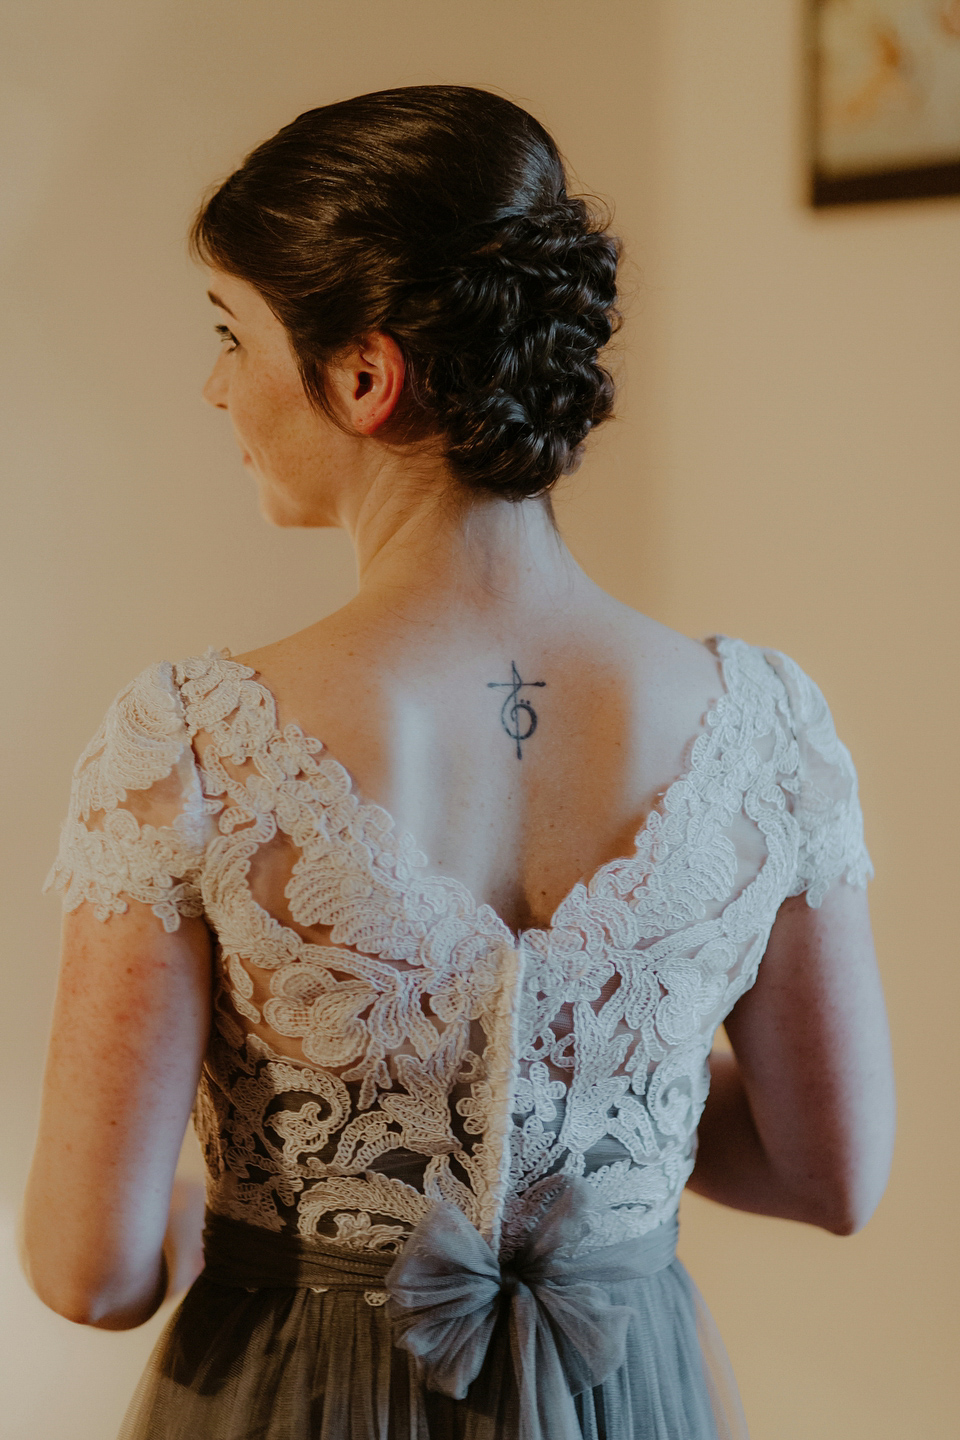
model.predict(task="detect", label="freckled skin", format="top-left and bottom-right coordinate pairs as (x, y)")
top-left (202, 271), bottom-right (413, 534)
top-left (20, 268), bottom-right (895, 1332)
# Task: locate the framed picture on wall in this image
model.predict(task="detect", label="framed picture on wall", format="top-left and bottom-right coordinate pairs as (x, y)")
top-left (809, 0), bottom-right (960, 205)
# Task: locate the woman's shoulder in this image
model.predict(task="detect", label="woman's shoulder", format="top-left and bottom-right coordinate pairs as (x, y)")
top-left (218, 609), bottom-right (840, 768)
top-left (601, 618), bottom-right (862, 781)
top-left (229, 610), bottom-right (362, 695)
top-left (228, 607), bottom-right (735, 736)
top-left (578, 600), bottom-right (728, 723)
top-left (79, 647), bottom-right (281, 761)
top-left (187, 618), bottom-right (815, 709)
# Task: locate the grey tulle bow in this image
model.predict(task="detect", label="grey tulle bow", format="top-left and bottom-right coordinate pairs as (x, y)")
top-left (385, 1179), bottom-right (676, 1440)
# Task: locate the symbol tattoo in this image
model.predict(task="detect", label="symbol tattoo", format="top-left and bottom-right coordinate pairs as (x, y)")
top-left (487, 662), bottom-right (546, 760)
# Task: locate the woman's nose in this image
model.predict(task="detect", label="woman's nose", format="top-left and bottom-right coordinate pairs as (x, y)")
top-left (203, 356), bottom-right (229, 410)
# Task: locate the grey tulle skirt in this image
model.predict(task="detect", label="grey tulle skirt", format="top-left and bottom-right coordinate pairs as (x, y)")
top-left (118, 1202), bottom-right (747, 1440)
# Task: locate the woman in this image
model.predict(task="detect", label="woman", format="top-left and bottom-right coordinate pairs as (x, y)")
top-left (21, 86), bottom-right (894, 1439)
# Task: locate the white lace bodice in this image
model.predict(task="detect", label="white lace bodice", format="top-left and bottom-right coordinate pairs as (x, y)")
top-left (45, 637), bottom-right (872, 1259)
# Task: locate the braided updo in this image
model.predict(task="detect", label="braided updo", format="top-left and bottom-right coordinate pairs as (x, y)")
top-left (191, 86), bottom-right (620, 502)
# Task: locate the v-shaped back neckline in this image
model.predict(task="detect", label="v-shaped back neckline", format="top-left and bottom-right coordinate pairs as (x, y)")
top-left (218, 633), bottom-right (734, 949)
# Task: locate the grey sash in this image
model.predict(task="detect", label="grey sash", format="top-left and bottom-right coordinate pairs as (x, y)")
top-left (202, 1180), bottom-right (678, 1440)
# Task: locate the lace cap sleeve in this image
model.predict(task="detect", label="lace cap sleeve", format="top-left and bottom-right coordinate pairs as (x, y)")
top-left (43, 660), bottom-right (218, 932)
top-left (762, 648), bottom-right (874, 909)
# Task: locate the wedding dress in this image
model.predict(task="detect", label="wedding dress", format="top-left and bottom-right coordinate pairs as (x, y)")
top-left (45, 635), bottom-right (872, 1439)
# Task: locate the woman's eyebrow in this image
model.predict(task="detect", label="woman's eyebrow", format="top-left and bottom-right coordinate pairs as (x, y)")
top-left (207, 290), bottom-right (235, 317)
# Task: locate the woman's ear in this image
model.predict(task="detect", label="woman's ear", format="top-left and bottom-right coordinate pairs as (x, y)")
top-left (334, 332), bottom-right (406, 435)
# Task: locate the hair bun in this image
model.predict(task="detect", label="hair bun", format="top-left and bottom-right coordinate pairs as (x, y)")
top-left (410, 200), bottom-right (620, 500)
top-left (191, 85), bottom-right (621, 502)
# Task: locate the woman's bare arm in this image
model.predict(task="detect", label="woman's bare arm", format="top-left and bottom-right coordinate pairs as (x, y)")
top-left (688, 883), bottom-right (895, 1235)
top-left (20, 901), bottom-right (212, 1328)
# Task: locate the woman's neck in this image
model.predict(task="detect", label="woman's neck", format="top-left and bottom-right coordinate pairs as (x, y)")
top-left (340, 454), bottom-right (592, 628)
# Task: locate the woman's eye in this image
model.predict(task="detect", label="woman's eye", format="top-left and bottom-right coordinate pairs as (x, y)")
top-left (215, 323), bottom-right (239, 352)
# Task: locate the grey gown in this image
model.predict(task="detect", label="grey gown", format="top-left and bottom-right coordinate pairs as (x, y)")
top-left (45, 637), bottom-right (872, 1438)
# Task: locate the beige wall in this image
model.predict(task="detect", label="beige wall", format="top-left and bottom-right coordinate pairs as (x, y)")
top-left (633, 8), bottom-right (960, 1440)
top-left (1, 2), bottom-right (956, 1436)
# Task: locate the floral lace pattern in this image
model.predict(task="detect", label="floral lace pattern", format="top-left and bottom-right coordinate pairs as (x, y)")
top-left (45, 637), bottom-right (872, 1257)
top-left (44, 662), bottom-right (215, 931)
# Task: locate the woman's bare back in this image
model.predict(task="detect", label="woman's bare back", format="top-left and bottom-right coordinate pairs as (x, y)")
top-left (22, 88), bottom-right (893, 1440)
top-left (235, 597), bottom-right (723, 938)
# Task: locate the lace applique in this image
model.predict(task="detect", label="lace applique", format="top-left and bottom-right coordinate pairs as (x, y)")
top-left (43, 661), bottom-right (216, 931)
top-left (497, 640), bottom-right (808, 1251)
top-left (760, 648), bottom-right (874, 908)
top-left (47, 637), bottom-right (872, 1257)
top-left (168, 651), bottom-right (520, 1246)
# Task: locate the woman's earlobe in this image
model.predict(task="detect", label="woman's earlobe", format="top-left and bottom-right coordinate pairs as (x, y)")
top-left (352, 333), bottom-right (406, 435)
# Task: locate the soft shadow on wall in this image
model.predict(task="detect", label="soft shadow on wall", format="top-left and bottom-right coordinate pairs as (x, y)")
top-left (637, 7), bottom-right (960, 1440)
top-left (2, 2), bottom-right (958, 1439)
top-left (0, 3), bottom-right (655, 1438)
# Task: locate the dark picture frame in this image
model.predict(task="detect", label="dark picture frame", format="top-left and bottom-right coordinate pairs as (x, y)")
top-left (808, 0), bottom-right (960, 207)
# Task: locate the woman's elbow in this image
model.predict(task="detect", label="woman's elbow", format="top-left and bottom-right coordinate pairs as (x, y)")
top-left (819, 1194), bottom-right (877, 1238)
top-left (821, 1177), bottom-right (888, 1236)
top-left (31, 1277), bottom-right (165, 1330)
top-left (26, 1277), bottom-right (115, 1329)
top-left (811, 1137), bottom-right (895, 1237)
top-left (56, 1294), bottom-right (155, 1330)
top-left (19, 1240), bottom-right (166, 1330)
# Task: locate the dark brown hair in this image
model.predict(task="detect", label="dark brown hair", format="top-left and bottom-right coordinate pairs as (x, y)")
top-left (191, 85), bottom-right (620, 502)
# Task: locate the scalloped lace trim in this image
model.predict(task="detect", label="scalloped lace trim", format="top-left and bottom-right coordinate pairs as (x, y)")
top-left (45, 638), bottom-right (872, 1255)
top-left (43, 661), bottom-right (217, 931)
